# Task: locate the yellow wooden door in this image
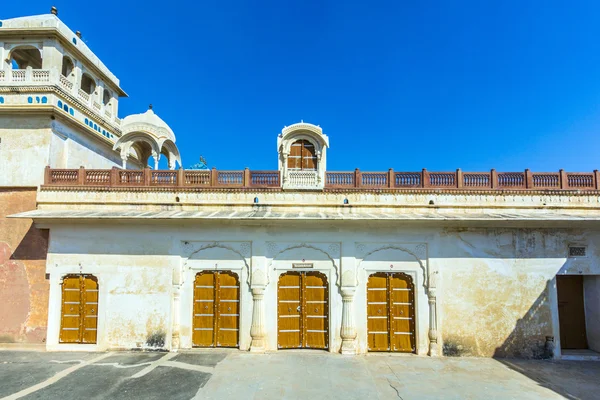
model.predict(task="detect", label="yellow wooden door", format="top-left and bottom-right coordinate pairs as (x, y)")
top-left (278, 271), bottom-right (329, 350)
top-left (278, 272), bottom-right (302, 349)
top-left (390, 273), bottom-right (416, 352)
top-left (303, 271), bottom-right (328, 349)
top-left (367, 272), bottom-right (415, 352)
top-left (59, 275), bottom-right (98, 344)
top-left (367, 273), bottom-right (390, 351)
top-left (193, 271), bottom-right (240, 348)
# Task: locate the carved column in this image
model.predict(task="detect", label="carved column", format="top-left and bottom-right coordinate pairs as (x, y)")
top-left (428, 286), bottom-right (439, 356)
top-left (282, 153), bottom-right (288, 184)
top-left (250, 286), bottom-right (267, 352)
top-left (340, 287), bottom-right (357, 354)
top-left (172, 284), bottom-right (181, 351)
top-left (152, 153), bottom-right (160, 170)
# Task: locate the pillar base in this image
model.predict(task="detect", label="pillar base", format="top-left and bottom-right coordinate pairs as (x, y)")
top-left (428, 342), bottom-right (439, 357)
top-left (341, 340), bottom-right (357, 355)
top-left (249, 339), bottom-right (267, 353)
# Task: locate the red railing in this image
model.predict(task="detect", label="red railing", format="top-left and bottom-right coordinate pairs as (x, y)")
top-left (43, 167), bottom-right (600, 191)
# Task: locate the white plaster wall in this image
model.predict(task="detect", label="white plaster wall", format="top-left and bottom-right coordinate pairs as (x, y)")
top-left (42, 221), bottom-right (600, 357)
top-left (0, 116), bottom-right (51, 186)
top-left (584, 276), bottom-right (600, 353)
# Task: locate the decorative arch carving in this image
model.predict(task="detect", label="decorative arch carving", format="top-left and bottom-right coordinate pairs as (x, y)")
top-left (358, 245), bottom-right (430, 290)
top-left (266, 242), bottom-right (340, 288)
top-left (182, 242), bottom-right (251, 286)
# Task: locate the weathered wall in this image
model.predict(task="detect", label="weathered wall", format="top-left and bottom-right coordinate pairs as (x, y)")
top-left (0, 116), bottom-right (51, 186)
top-left (0, 188), bottom-right (48, 343)
top-left (42, 221), bottom-right (600, 357)
top-left (0, 115), bottom-right (124, 187)
top-left (584, 276), bottom-right (600, 353)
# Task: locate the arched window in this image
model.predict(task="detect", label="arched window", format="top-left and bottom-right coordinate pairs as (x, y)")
top-left (10, 46), bottom-right (42, 69)
top-left (81, 74), bottom-right (96, 95)
top-left (287, 139), bottom-right (317, 170)
top-left (102, 88), bottom-right (112, 106)
top-left (61, 56), bottom-right (74, 77)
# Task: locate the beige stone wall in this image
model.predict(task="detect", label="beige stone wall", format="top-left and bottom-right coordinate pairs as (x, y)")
top-left (0, 188), bottom-right (49, 343)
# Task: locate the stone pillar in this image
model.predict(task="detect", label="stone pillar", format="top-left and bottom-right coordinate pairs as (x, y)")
top-left (428, 287), bottom-right (439, 356)
top-left (281, 153), bottom-right (288, 184)
top-left (340, 287), bottom-right (357, 354)
top-left (172, 284), bottom-right (181, 351)
top-left (120, 154), bottom-right (127, 169)
top-left (249, 286), bottom-right (267, 352)
top-left (152, 153), bottom-right (160, 170)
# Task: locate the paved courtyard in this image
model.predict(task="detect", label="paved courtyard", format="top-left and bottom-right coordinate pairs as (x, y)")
top-left (1, 350), bottom-right (599, 400)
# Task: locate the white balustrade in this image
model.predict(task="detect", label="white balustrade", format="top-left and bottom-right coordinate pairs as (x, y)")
top-left (59, 74), bottom-right (73, 90)
top-left (32, 70), bottom-right (50, 82)
top-left (11, 69), bottom-right (26, 82)
top-left (286, 170), bottom-right (319, 189)
top-left (78, 88), bottom-right (90, 103)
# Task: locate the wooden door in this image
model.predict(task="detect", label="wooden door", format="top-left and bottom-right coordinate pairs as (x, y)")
top-left (192, 271), bottom-right (240, 348)
top-left (287, 140), bottom-right (317, 170)
top-left (59, 275), bottom-right (98, 344)
top-left (557, 275), bottom-right (588, 349)
top-left (367, 272), bottom-right (415, 352)
top-left (278, 271), bottom-right (329, 349)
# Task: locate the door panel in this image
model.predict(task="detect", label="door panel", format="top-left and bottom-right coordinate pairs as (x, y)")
top-left (60, 275), bottom-right (98, 344)
top-left (278, 271), bottom-right (329, 350)
top-left (193, 272), bottom-right (216, 347)
top-left (367, 273), bottom-right (389, 351)
top-left (82, 276), bottom-right (98, 344)
top-left (303, 271), bottom-right (328, 349)
top-left (367, 272), bottom-right (415, 353)
top-left (557, 275), bottom-right (588, 349)
top-left (390, 273), bottom-right (415, 352)
top-left (278, 272), bottom-right (302, 349)
top-left (216, 271), bottom-right (239, 347)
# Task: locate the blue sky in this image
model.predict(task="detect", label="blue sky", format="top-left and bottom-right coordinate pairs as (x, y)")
top-left (5, 1), bottom-right (600, 172)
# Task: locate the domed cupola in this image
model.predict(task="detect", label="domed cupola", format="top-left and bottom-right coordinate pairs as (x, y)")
top-left (113, 105), bottom-right (181, 169)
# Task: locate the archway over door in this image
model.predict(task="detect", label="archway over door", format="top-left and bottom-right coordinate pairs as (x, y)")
top-left (367, 272), bottom-right (416, 353)
top-left (192, 270), bottom-right (240, 348)
top-left (278, 271), bottom-right (329, 350)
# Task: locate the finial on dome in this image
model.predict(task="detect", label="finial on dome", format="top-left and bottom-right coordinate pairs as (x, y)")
top-left (148, 104), bottom-right (153, 110)
top-left (51, 6), bottom-right (58, 15)
top-left (76, 31), bottom-right (82, 38)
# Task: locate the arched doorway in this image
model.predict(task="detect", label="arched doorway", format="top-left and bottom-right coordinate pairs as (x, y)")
top-left (192, 271), bottom-right (240, 348)
top-left (59, 274), bottom-right (98, 344)
top-left (367, 272), bottom-right (415, 352)
top-left (278, 271), bottom-right (329, 350)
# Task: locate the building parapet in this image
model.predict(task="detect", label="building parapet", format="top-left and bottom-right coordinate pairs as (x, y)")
top-left (42, 166), bottom-right (600, 192)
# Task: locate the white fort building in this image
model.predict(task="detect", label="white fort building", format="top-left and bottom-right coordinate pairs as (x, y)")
top-left (2, 9), bottom-right (600, 360)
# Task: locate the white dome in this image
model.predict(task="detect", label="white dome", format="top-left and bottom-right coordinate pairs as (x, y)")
top-left (121, 108), bottom-right (176, 142)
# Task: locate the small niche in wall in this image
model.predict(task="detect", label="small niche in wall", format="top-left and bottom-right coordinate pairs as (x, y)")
top-left (568, 246), bottom-right (587, 258)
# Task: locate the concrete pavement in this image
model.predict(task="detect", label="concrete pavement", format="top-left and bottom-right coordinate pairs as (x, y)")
top-left (1, 350), bottom-right (599, 399)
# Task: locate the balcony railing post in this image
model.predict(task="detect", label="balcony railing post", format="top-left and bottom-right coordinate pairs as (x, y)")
top-left (525, 169), bottom-right (533, 189)
top-left (355, 168), bottom-right (362, 188)
top-left (244, 168), bottom-right (251, 187)
top-left (388, 168), bottom-right (394, 188)
top-left (211, 167), bottom-right (218, 187)
top-left (78, 166), bottom-right (85, 185)
top-left (456, 168), bottom-right (463, 188)
top-left (491, 169), bottom-right (497, 189)
top-left (110, 167), bottom-right (118, 186)
top-left (144, 167), bottom-right (151, 186)
top-left (595, 170), bottom-right (600, 190)
top-left (422, 168), bottom-right (430, 188)
top-left (559, 169), bottom-right (568, 189)
top-left (44, 165), bottom-right (51, 185)
top-left (177, 168), bottom-right (184, 187)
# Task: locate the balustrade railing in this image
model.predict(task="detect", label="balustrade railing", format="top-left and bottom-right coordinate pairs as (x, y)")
top-left (43, 167), bottom-right (600, 191)
top-left (59, 74), bottom-right (74, 90)
top-left (11, 69), bottom-right (26, 82)
top-left (287, 170), bottom-right (318, 188)
top-left (78, 88), bottom-right (90, 103)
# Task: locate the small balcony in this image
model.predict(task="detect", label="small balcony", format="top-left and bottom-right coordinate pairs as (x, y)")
top-left (0, 67), bottom-right (117, 125)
